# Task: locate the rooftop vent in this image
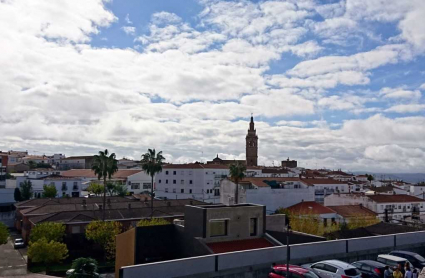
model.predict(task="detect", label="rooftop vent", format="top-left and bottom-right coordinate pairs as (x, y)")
top-left (98, 204), bottom-right (103, 210)
top-left (107, 199), bottom-right (111, 206)
top-left (128, 203), bottom-right (132, 209)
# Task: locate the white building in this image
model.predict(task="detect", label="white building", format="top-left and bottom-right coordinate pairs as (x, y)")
top-left (411, 184), bottom-right (425, 200)
top-left (220, 177), bottom-right (315, 213)
top-left (302, 179), bottom-right (350, 203)
top-left (61, 169), bottom-right (151, 194)
top-left (324, 193), bottom-right (425, 221)
top-left (155, 164), bottom-right (263, 203)
top-left (16, 170), bottom-right (82, 198)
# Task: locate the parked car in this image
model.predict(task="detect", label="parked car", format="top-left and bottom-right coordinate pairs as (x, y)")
top-left (351, 260), bottom-right (387, 278)
top-left (377, 254), bottom-right (413, 268)
top-left (302, 260), bottom-right (362, 278)
top-left (13, 238), bottom-right (25, 249)
top-left (389, 251), bottom-right (425, 269)
top-left (269, 264), bottom-right (321, 278)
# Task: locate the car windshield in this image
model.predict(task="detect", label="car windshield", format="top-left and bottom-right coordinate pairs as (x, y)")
top-left (414, 255), bottom-right (425, 263)
top-left (304, 271), bottom-right (321, 278)
top-left (344, 268), bottom-right (361, 276)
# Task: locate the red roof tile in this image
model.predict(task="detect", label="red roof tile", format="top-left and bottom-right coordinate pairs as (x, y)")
top-left (327, 205), bottom-right (377, 217)
top-left (206, 238), bottom-right (274, 254)
top-left (287, 201), bottom-right (336, 215)
top-left (61, 169), bottom-right (143, 179)
top-left (367, 195), bottom-right (425, 203)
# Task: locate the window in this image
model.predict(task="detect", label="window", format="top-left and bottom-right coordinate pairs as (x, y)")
top-left (323, 264), bottom-right (338, 273)
top-left (173, 180), bottom-right (176, 184)
top-left (71, 226), bottom-right (81, 234)
top-left (210, 220), bottom-right (228, 237)
top-left (165, 188), bottom-right (168, 193)
top-left (189, 189), bottom-right (192, 194)
top-left (131, 183), bottom-right (140, 189)
top-left (213, 172), bottom-right (216, 174)
top-left (143, 183), bottom-right (151, 189)
top-left (166, 180), bottom-right (168, 184)
top-left (250, 218), bottom-right (257, 236)
top-left (166, 171), bottom-right (169, 175)
top-left (214, 189), bottom-right (220, 196)
top-left (181, 189), bottom-right (184, 193)
top-left (173, 171), bottom-right (176, 175)
top-left (312, 263), bottom-right (325, 271)
top-left (128, 181), bottom-right (131, 185)
top-left (189, 180), bottom-right (193, 184)
top-left (181, 180), bottom-right (184, 185)
top-left (159, 180), bottom-right (161, 184)
top-left (173, 188), bottom-right (176, 193)
top-left (206, 172), bottom-right (209, 175)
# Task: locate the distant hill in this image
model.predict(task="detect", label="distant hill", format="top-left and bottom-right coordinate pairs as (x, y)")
top-left (352, 172), bottom-right (425, 184)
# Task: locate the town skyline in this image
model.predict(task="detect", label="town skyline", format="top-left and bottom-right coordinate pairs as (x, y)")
top-left (1, 0), bottom-right (424, 173)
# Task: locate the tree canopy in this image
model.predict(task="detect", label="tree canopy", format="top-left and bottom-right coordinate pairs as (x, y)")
top-left (70, 257), bottom-right (100, 278)
top-left (14, 187), bottom-right (22, 202)
top-left (85, 221), bottom-right (122, 259)
top-left (42, 184), bottom-right (58, 198)
top-left (21, 180), bottom-right (33, 200)
top-left (92, 149), bottom-right (118, 221)
top-left (137, 218), bottom-right (170, 227)
top-left (87, 183), bottom-right (104, 196)
top-left (0, 222), bottom-right (9, 245)
top-left (30, 222), bottom-right (66, 243)
top-left (141, 149), bottom-right (165, 216)
top-left (28, 238), bottom-right (68, 265)
top-left (229, 162), bottom-right (246, 204)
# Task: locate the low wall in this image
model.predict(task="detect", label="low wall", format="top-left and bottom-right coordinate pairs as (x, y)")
top-left (120, 231), bottom-right (425, 278)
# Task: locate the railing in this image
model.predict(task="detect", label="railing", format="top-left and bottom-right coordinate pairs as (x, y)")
top-left (120, 231), bottom-right (425, 278)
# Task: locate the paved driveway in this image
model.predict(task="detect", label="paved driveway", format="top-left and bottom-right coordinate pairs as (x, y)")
top-left (0, 237), bottom-right (27, 276)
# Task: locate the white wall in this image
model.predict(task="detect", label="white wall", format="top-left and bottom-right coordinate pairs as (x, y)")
top-left (126, 171), bottom-right (152, 194)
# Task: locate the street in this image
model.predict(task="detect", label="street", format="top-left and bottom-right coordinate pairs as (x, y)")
top-left (0, 233), bottom-right (27, 276)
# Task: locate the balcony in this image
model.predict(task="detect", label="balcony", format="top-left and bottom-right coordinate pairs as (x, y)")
top-left (72, 186), bottom-right (79, 191)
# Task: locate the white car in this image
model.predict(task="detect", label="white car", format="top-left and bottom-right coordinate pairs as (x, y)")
top-left (302, 260), bottom-right (362, 278)
top-left (14, 238), bottom-right (25, 249)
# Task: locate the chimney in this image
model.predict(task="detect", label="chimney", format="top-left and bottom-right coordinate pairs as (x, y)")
top-left (167, 201), bottom-right (171, 207)
top-left (128, 203), bottom-right (132, 209)
top-left (107, 199), bottom-right (111, 206)
top-left (144, 197), bottom-right (148, 202)
top-left (190, 200), bottom-right (193, 205)
top-left (98, 204), bottom-right (103, 210)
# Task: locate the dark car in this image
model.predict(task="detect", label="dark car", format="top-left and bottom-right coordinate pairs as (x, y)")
top-left (351, 260), bottom-right (387, 278)
top-left (389, 251), bottom-right (425, 269)
top-left (270, 264), bottom-right (321, 278)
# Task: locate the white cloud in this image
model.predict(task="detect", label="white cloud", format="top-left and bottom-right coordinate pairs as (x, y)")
top-left (385, 104), bottom-right (425, 113)
top-left (276, 120), bottom-right (307, 127)
top-left (125, 13), bottom-right (132, 24)
top-left (151, 11), bottom-right (182, 25)
top-left (420, 83), bottom-right (425, 90)
top-left (121, 26), bottom-right (136, 36)
top-left (380, 87), bottom-right (422, 99)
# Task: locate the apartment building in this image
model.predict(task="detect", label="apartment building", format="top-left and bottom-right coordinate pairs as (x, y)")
top-left (325, 193), bottom-right (425, 221)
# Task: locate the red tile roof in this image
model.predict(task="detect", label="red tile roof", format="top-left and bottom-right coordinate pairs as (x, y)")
top-left (327, 205), bottom-right (377, 217)
top-left (287, 201), bottom-right (336, 215)
top-left (206, 238), bottom-right (274, 254)
top-left (302, 179), bottom-right (348, 185)
top-left (367, 195), bottom-right (425, 203)
top-left (162, 163), bottom-right (262, 170)
top-left (61, 169), bottom-right (143, 179)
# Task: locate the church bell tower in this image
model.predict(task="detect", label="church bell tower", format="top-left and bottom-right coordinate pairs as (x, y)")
top-left (246, 115), bottom-right (258, 166)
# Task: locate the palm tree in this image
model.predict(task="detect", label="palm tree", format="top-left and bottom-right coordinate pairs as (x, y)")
top-left (229, 162), bottom-right (246, 204)
top-left (141, 149), bottom-right (165, 217)
top-left (92, 149), bottom-right (118, 221)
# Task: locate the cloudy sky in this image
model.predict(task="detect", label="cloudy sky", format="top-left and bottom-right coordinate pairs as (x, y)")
top-left (1, 0), bottom-right (425, 172)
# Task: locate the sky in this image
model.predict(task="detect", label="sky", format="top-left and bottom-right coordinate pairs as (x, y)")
top-left (0, 0), bottom-right (425, 173)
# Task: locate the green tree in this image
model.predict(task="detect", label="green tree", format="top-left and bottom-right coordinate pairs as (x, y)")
top-left (114, 184), bottom-right (127, 197)
top-left (21, 180), bottom-right (33, 200)
top-left (28, 238), bottom-right (68, 272)
top-left (141, 149), bottom-right (165, 216)
top-left (106, 181), bottom-right (116, 196)
top-left (14, 187), bottom-right (22, 202)
top-left (36, 162), bottom-right (52, 169)
top-left (70, 257), bottom-right (99, 278)
top-left (30, 222), bottom-right (66, 243)
top-left (42, 184), bottom-right (57, 198)
top-left (137, 218), bottom-right (170, 227)
top-left (367, 174), bottom-right (374, 183)
top-left (229, 162), bottom-right (246, 204)
top-left (92, 149), bottom-right (118, 221)
top-left (0, 222), bottom-right (9, 245)
top-left (87, 183), bottom-right (104, 196)
top-left (85, 221), bottom-right (122, 260)
top-left (28, 160), bottom-right (37, 169)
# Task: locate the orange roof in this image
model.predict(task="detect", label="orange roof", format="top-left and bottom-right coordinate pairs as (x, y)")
top-left (302, 179), bottom-right (347, 185)
top-left (206, 238), bottom-right (274, 254)
top-left (287, 201), bottom-right (336, 215)
top-left (162, 163), bottom-right (262, 170)
top-left (241, 177), bottom-right (303, 187)
top-left (61, 169), bottom-right (143, 179)
top-left (327, 205), bottom-right (377, 218)
top-left (367, 195), bottom-right (425, 203)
